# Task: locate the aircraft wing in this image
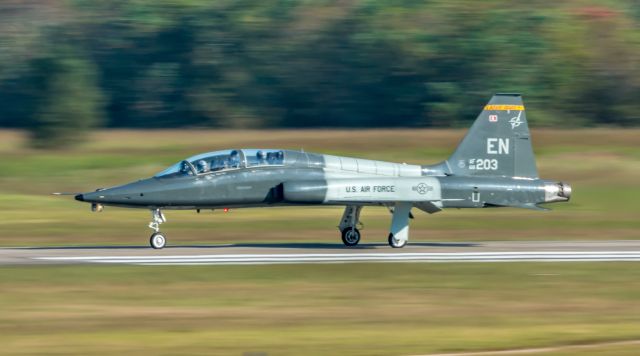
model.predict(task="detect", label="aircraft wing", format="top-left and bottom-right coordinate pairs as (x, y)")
top-left (484, 202), bottom-right (550, 211)
top-left (413, 201), bottom-right (442, 214)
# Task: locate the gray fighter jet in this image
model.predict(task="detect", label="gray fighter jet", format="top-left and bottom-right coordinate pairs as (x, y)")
top-left (73, 94), bottom-right (571, 249)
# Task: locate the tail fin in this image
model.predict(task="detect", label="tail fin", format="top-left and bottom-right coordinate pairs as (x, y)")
top-left (446, 93), bottom-right (538, 178)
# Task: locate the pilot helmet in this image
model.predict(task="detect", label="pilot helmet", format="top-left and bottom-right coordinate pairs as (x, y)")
top-left (197, 160), bottom-right (208, 173)
top-left (256, 150), bottom-right (266, 161)
top-left (229, 150), bottom-right (240, 166)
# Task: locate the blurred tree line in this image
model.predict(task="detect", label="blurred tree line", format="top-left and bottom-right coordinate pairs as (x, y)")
top-left (0, 0), bottom-right (638, 147)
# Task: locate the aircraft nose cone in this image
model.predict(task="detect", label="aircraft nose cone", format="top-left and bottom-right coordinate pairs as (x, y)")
top-left (75, 178), bottom-right (164, 205)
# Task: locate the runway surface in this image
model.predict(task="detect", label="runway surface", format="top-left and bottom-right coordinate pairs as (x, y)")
top-left (2, 240), bottom-right (640, 265)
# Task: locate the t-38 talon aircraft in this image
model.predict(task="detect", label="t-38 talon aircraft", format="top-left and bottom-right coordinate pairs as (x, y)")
top-left (71, 94), bottom-right (571, 249)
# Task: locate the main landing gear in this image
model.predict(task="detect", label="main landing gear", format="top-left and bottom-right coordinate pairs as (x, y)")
top-left (388, 233), bottom-right (407, 248)
top-left (387, 202), bottom-right (411, 248)
top-left (339, 205), bottom-right (363, 246)
top-left (148, 208), bottom-right (167, 249)
top-left (338, 203), bottom-right (413, 248)
top-left (341, 228), bottom-right (361, 246)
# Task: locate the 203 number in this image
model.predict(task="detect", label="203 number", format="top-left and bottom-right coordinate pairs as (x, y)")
top-left (473, 159), bottom-right (498, 170)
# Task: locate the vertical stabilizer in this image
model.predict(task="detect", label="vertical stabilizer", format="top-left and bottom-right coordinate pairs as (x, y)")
top-left (446, 94), bottom-right (538, 178)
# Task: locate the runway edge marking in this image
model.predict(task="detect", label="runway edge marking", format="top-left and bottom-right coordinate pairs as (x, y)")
top-left (32, 251), bottom-right (640, 265)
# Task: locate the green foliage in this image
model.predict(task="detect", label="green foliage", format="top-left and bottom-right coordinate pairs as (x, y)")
top-left (23, 45), bottom-right (104, 148)
top-left (0, 0), bottom-right (638, 134)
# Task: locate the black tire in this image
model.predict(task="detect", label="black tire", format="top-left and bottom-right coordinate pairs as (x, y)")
top-left (150, 232), bottom-right (167, 249)
top-left (341, 227), bottom-right (361, 246)
top-left (388, 233), bottom-right (407, 248)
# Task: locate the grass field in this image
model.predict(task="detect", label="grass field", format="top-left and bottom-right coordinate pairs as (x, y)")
top-left (0, 129), bottom-right (638, 246)
top-left (1, 263), bottom-right (640, 355)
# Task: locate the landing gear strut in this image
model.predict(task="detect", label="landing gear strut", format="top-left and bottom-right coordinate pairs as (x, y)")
top-left (339, 205), bottom-right (363, 246)
top-left (148, 209), bottom-right (167, 249)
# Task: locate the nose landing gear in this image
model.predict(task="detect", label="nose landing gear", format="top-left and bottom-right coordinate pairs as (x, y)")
top-left (148, 209), bottom-right (167, 249)
top-left (150, 232), bottom-right (166, 249)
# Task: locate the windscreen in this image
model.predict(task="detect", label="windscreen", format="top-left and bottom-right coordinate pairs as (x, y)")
top-left (155, 150), bottom-right (241, 177)
top-left (155, 149), bottom-right (284, 177)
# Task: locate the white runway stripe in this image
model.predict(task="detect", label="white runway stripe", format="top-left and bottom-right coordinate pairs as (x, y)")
top-left (34, 251), bottom-right (640, 265)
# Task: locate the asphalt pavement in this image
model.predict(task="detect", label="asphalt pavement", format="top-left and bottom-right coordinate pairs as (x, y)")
top-left (2, 240), bottom-right (640, 265)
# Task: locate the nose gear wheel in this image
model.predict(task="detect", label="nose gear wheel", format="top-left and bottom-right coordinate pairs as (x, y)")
top-left (150, 232), bottom-right (167, 249)
top-left (148, 209), bottom-right (167, 249)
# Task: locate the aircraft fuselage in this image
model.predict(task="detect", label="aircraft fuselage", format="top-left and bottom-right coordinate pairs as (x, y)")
top-left (76, 150), bottom-right (569, 212)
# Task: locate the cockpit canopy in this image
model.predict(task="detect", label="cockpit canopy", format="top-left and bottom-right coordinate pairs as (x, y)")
top-left (155, 149), bottom-right (285, 178)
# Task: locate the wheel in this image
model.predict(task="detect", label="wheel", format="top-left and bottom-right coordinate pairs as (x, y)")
top-left (150, 232), bottom-right (167, 249)
top-left (341, 227), bottom-right (361, 246)
top-left (388, 233), bottom-right (407, 248)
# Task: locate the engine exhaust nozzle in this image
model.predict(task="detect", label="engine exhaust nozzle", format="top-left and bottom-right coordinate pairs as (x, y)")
top-left (544, 182), bottom-right (572, 203)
